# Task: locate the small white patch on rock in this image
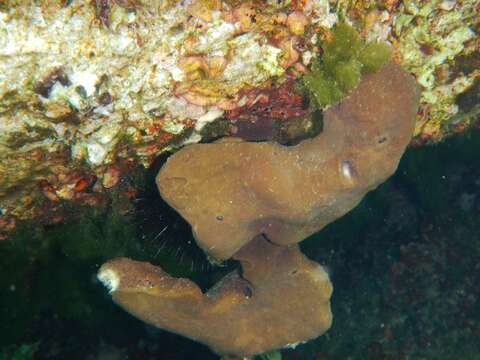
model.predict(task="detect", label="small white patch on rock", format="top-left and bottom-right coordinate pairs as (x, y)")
top-left (194, 107), bottom-right (224, 131)
top-left (70, 71), bottom-right (98, 97)
top-left (86, 142), bottom-right (108, 165)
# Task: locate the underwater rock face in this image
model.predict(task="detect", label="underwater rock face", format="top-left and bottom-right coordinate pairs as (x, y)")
top-left (99, 235), bottom-right (332, 357)
top-left (0, 0), bottom-right (330, 229)
top-left (157, 63), bottom-right (420, 260)
top-left (1, 0), bottom-right (477, 236)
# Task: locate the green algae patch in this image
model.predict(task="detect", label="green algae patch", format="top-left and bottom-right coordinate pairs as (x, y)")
top-left (304, 69), bottom-right (345, 107)
top-left (303, 23), bottom-right (392, 108)
top-left (323, 23), bottom-right (362, 64)
top-left (333, 59), bottom-right (363, 92)
top-left (358, 42), bottom-right (392, 73)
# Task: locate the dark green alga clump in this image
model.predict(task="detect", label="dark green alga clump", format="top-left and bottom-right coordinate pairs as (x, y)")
top-left (303, 23), bottom-right (391, 107)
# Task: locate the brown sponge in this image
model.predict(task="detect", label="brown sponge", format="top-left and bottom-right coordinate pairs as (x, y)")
top-left (157, 63), bottom-right (420, 260)
top-left (98, 235), bottom-right (333, 357)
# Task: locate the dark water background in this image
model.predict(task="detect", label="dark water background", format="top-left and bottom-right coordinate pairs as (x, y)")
top-left (1, 128), bottom-right (479, 359)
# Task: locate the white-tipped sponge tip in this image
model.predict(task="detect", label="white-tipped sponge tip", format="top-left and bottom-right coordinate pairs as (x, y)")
top-left (98, 268), bottom-right (120, 293)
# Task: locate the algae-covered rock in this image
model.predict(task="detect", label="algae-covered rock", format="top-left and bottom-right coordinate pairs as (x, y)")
top-left (0, 0), bottom-right (331, 228)
top-left (391, 0), bottom-right (479, 142)
top-left (0, 0), bottom-right (478, 236)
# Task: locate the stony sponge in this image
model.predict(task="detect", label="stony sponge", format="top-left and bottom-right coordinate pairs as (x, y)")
top-left (304, 23), bottom-right (392, 108)
top-left (157, 63), bottom-right (419, 260)
top-left (98, 235), bottom-right (332, 357)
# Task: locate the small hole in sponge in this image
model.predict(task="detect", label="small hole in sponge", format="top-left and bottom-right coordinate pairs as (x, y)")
top-left (243, 284), bottom-right (253, 298)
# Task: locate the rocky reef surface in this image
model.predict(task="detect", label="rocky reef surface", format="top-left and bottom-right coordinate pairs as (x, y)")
top-left (0, 0), bottom-right (478, 232)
